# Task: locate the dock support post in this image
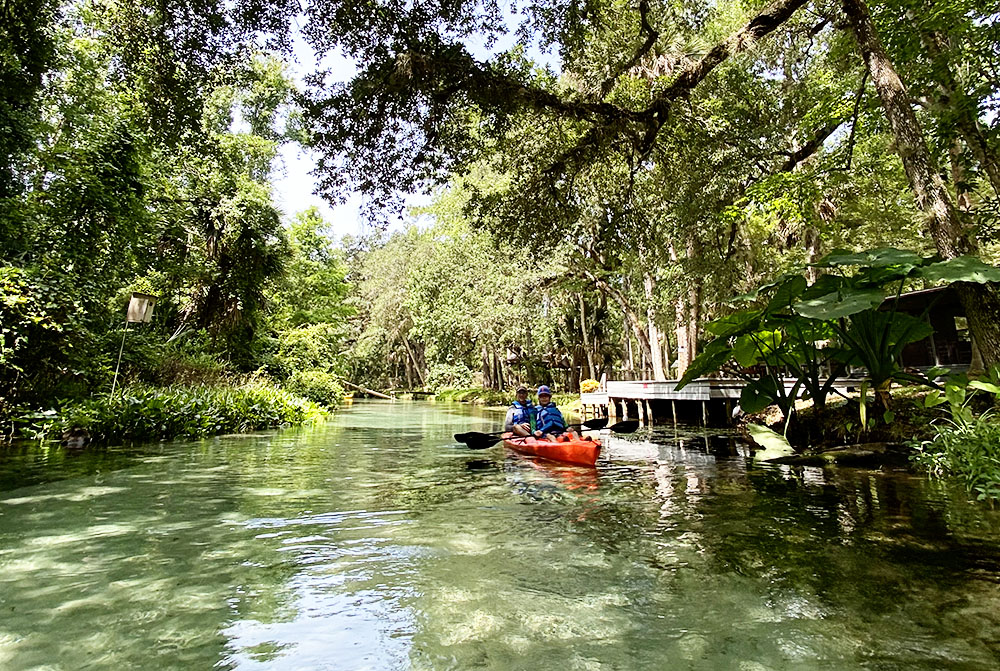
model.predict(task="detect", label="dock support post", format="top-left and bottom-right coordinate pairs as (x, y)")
top-left (671, 400), bottom-right (677, 425)
top-left (609, 398), bottom-right (617, 421)
top-left (637, 398), bottom-right (646, 426)
top-left (622, 400), bottom-right (630, 421)
top-left (645, 399), bottom-right (654, 427)
top-left (701, 400), bottom-right (708, 427)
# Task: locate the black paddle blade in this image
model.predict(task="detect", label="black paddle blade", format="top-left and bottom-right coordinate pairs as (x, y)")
top-left (607, 420), bottom-right (640, 434)
top-left (455, 432), bottom-right (505, 450)
top-left (581, 418), bottom-right (608, 431)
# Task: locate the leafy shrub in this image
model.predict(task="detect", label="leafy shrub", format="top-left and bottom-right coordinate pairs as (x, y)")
top-left (284, 370), bottom-right (344, 407)
top-left (0, 264), bottom-right (97, 409)
top-left (20, 382), bottom-right (326, 444)
top-left (149, 329), bottom-right (233, 386)
top-left (268, 323), bottom-right (343, 378)
top-left (580, 378), bottom-right (600, 393)
top-left (154, 351), bottom-right (232, 386)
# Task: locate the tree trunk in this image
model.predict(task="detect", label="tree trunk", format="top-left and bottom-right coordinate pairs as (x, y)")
top-left (675, 296), bottom-right (692, 378)
top-left (950, 141), bottom-right (973, 211)
top-left (662, 325), bottom-right (673, 380)
top-left (669, 238), bottom-right (702, 378)
top-left (842, 0), bottom-right (1000, 367)
top-left (644, 273), bottom-right (667, 380)
top-left (625, 327), bottom-right (635, 377)
top-left (404, 349), bottom-right (414, 389)
top-left (401, 338), bottom-right (426, 388)
top-left (495, 350), bottom-right (505, 390)
top-left (581, 269), bottom-right (654, 367)
top-left (579, 294), bottom-right (597, 380)
top-left (911, 17), bottom-right (1000, 198)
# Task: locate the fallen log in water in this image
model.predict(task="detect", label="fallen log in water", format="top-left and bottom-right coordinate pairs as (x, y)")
top-left (340, 380), bottom-right (393, 400)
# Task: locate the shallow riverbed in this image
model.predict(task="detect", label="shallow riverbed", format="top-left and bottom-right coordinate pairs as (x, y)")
top-left (1, 400), bottom-right (999, 669)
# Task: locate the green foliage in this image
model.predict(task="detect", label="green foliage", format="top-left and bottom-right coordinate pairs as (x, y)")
top-left (270, 207), bottom-right (352, 329)
top-left (426, 363), bottom-right (477, 390)
top-left (0, 0), bottom-right (59, 201)
top-left (747, 424), bottom-right (795, 461)
top-left (680, 249), bottom-right (1000, 419)
top-left (283, 370), bottom-right (344, 408)
top-left (911, 418), bottom-right (1000, 502)
top-left (19, 383), bottom-right (325, 444)
top-left (909, 366), bottom-right (1000, 500)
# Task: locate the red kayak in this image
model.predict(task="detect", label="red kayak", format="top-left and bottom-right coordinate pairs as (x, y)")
top-left (501, 432), bottom-right (602, 467)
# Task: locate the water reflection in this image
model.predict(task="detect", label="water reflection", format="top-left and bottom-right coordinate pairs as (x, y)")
top-left (0, 403), bottom-right (998, 670)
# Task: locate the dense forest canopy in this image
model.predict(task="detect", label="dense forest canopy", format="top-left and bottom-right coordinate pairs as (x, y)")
top-left (2, 0), bottom-right (999, 408)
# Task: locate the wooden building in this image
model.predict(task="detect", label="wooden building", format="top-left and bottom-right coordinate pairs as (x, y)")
top-left (881, 286), bottom-right (971, 369)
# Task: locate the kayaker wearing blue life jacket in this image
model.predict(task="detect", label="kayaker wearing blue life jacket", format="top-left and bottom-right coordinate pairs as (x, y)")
top-left (533, 385), bottom-right (566, 442)
top-left (504, 385), bottom-right (536, 437)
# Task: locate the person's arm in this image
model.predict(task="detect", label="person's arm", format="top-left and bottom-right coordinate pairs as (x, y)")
top-left (553, 407), bottom-right (566, 430)
top-left (503, 407), bottom-right (516, 432)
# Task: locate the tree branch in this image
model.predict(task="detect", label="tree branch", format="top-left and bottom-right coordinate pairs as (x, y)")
top-left (393, 0), bottom-right (810, 130)
top-left (597, 0), bottom-right (659, 98)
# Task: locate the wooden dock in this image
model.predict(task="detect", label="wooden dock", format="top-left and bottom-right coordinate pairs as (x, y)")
top-left (581, 378), bottom-right (745, 426)
top-left (581, 376), bottom-right (862, 427)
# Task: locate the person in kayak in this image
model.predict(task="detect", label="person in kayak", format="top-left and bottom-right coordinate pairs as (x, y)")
top-left (534, 385), bottom-right (567, 442)
top-left (504, 385), bottom-right (537, 437)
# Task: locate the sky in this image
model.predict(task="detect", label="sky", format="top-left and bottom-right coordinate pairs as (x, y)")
top-left (270, 31), bottom-right (364, 239)
top-left (270, 12), bottom-right (560, 239)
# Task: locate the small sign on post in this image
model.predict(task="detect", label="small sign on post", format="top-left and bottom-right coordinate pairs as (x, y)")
top-left (127, 292), bottom-right (157, 323)
top-left (111, 292), bottom-right (158, 395)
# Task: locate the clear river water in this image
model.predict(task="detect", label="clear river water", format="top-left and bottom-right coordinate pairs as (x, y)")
top-left (1, 400), bottom-right (1000, 670)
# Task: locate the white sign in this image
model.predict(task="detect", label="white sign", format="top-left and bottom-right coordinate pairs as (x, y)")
top-left (127, 293), bottom-right (157, 323)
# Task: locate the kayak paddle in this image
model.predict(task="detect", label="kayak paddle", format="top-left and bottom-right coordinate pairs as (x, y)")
top-left (454, 418), bottom-right (608, 446)
top-left (454, 419), bottom-right (639, 450)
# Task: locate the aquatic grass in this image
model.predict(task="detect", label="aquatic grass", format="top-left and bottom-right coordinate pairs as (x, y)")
top-left (910, 414), bottom-right (1000, 502)
top-left (17, 383), bottom-right (326, 444)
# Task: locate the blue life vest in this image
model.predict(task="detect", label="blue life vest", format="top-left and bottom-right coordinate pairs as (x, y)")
top-left (536, 402), bottom-right (565, 434)
top-left (509, 400), bottom-right (536, 426)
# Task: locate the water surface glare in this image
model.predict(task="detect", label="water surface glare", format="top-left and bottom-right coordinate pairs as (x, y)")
top-left (2, 400), bottom-right (1000, 669)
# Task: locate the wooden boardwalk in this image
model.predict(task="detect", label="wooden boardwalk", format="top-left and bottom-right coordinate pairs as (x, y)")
top-left (581, 378), bottom-right (744, 426)
top-left (581, 377), bottom-right (858, 427)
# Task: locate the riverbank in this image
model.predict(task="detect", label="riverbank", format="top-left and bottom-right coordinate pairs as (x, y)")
top-left (431, 387), bottom-right (583, 416)
top-left (744, 384), bottom-right (1000, 501)
top-left (6, 382), bottom-right (327, 445)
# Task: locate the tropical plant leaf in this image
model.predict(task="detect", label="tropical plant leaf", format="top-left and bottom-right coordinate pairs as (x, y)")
top-left (798, 273), bottom-right (847, 301)
top-left (704, 309), bottom-right (763, 337)
top-left (765, 275), bottom-right (808, 313)
top-left (793, 288), bottom-right (885, 320)
top-left (675, 338), bottom-right (732, 389)
top-left (815, 247), bottom-right (926, 268)
top-left (748, 424), bottom-right (795, 461)
top-left (969, 380), bottom-right (1000, 395)
top-left (740, 377), bottom-right (780, 413)
top-left (732, 330), bottom-right (782, 367)
top-left (918, 256), bottom-right (1000, 284)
